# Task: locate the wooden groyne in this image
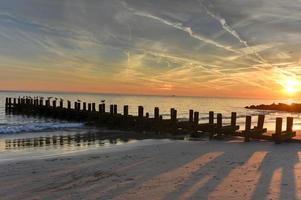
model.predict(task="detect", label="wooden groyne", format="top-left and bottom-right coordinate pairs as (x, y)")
top-left (4, 97), bottom-right (300, 144)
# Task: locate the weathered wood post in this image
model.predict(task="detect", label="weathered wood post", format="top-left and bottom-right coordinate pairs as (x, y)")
top-left (77, 102), bottom-right (81, 111)
top-left (209, 111), bottom-right (215, 139)
top-left (217, 113), bottom-right (222, 137)
top-left (98, 104), bottom-right (101, 113)
top-left (193, 112), bottom-right (199, 126)
top-left (9, 97), bottom-right (12, 106)
top-left (39, 99), bottom-right (43, 106)
top-left (138, 106), bottom-right (144, 118)
top-left (13, 98), bottom-right (17, 105)
top-left (146, 112), bottom-right (149, 118)
top-left (46, 100), bottom-right (50, 107)
top-left (171, 108), bottom-right (177, 123)
top-left (100, 103), bottom-right (105, 113)
top-left (60, 100), bottom-right (63, 108)
top-left (92, 103), bottom-right (96, 112)
top-left (231, 112), bottom-right (237, 127)
top-left (257, 115), bottom-right (265, 129)
top-left (171, 108), bottom-right (175, 120)
top-left (154, 107), bottom-right (160, 119)
top-left (124, 105), bottom-right (129, 116)
top-left (286, 117), bottom-right (293, 133)
top-left (5, 97), bottom-right (8, 108)
top-left (113, 104), bottom-right (117, 115)
top-left (102, 104), bottom-right (106, 113)
top-left (83, 102), bottom-right (87, 111)
top-left (67, 101), bottom-right (71, 110)
top-left (74, 102), bottom-right (78, 110)
top-left (244, 116), bottom-right (251, 142)
top-left (189, 109), bottom-right (194, 123)
top-left (110, 105), bottom-right (114, 114)
top-left (52, 100), bottom-right (56, 108)
top-left (88, 103), bottom-right (91, 112)
top-left (275, 117), bottom-right (283, 144)
top-left (209, 111), bottom-right (214, 125)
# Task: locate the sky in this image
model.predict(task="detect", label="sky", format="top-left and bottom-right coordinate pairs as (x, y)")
top-left (1, 0), bottom-right (301, 99)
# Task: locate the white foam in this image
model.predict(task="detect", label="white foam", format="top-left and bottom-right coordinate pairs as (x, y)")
top-left (0, 122), bottom-right (84, 134)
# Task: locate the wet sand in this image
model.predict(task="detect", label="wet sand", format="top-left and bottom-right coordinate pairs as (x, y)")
top-left (1, 137), bottom-right (301, 200)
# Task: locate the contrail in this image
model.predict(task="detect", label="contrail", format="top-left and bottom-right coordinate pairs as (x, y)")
top-left (198, 0), bottom-right (267, 64)
top-left (121, 1), bottom-right (240, 55)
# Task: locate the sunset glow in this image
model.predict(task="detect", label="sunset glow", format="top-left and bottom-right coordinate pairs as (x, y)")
top-left (284, 79), bottom-right (299, 94)
top-left (0, 1), bottom-right (301, 99)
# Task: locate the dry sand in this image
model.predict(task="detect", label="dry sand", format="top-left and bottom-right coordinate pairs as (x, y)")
top-left (1, 138), bottom-right (301, 200)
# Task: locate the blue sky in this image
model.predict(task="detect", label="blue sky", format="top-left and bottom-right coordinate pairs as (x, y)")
top-left (1, 0), bottom-right (301, 98)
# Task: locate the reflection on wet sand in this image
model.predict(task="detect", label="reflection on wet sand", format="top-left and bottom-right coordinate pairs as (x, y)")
top-left (4, 131), bottom-right (184, 150)
top-left (5, 133), bottom-right (130, 150)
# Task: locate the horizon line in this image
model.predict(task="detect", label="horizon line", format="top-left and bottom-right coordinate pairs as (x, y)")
top-left (0, 89), bottom-right (294, 101)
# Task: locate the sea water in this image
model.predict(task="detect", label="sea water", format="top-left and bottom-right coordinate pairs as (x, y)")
top-left (0, 91), bottom-right (300, 160)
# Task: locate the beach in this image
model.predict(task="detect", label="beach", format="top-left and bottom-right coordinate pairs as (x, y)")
top-left (1, 137), bottom-right (301, 200)
top-left (2, 92), bottom-right (301, 200)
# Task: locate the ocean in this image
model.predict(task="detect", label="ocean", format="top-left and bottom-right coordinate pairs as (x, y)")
top-left (0, 91), bottom-right (300, 160)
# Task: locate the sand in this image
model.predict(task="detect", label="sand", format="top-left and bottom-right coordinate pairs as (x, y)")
top-left (1, 138), bottom-right (301, 200)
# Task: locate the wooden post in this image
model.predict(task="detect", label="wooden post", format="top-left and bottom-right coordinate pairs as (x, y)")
top-left (124, 105), bottom-right (129, 116)
top-left (13, 98), bottom-right (17, 105)
top-left (92, 103), bottom-right (96, 112)
top-left (110, 105), bottom-right (114, 114)
top-left (275, 117), bottom-right (282, 144)
top-left (244, 116), bottom-right (251, 142)
top-left (88, 103), bottom-right (91, 112)
top-left (74, 102), bottom-right (78, 110)
top-left (189, 109), bottom-right (194, 123)
top-left (67, 101), bottom-right (71, 110)
top-left (146, 112), bottom-right (149, 118)
top-left (100, 103), bottom-right (105, 113)
top-left (286, 117), bottom-right (293, 132)
top-left (209, 111), bottom-right (214, 124)
top-left (60, 100), bottom-right (63, 108)
top-left (257, 115), bottom-right (265, 129)
top-left (231, 112), bottom-right (237, 127)
top-left (171, 108), bottom-right (175, 120)
top-left (171, 108), bottom-right (177, 123)
top-left (83, 102), bottom-right (87, 111)
top-left (217, 113), bottom-right (222, 137)
top-left (52, 100), bottom-right (56, 108)
top-left (217, 113), bottom-right (222, 129)
top-left (40, 99), bottom-right (43, 106)
top-left (98, 104), bottom-right (101, 113)
top-left (154, 107), bottom-right (160, 119)
top-left (77, 102), bottom-right (81, 111)
top-left (193, 112), bottom-right (199, 125)
top-left (138, 106), bottom-right (144, 118)
top-left (113, 104), bottom-right (117, 114)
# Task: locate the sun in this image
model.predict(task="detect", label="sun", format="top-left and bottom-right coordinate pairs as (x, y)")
top-left (284, 79), bottom-right (299, 94)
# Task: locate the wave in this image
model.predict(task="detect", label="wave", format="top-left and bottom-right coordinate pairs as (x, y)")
top-left (0, 122), bottom-right (84, 134)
